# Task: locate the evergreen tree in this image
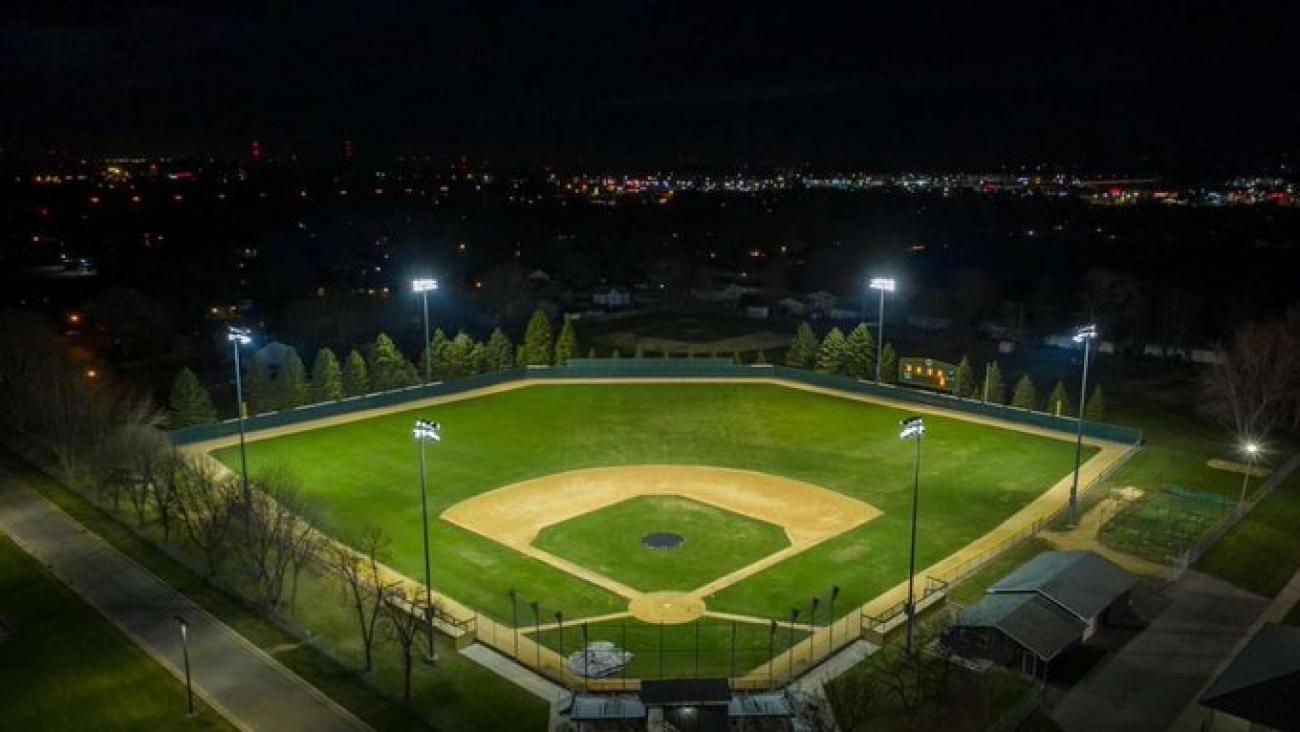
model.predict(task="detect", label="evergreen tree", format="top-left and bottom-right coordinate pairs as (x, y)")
top-left (554, 317), bottom-right (578, 365)
top-left (587, 347), bottom-right (597, 359)
top-left (755, 350), bottom-right (768, 365)
top-left (611, 348), bottom-right (622, 359)
top-left (1085, 384), bottom-right (1107, 421)
top-left (816, 327), bottom-right (849, 374)
top-left (369, 333), bottom-right (417, 390)
top-left (484, 328), bottom-right (514, 371)
top-left (245, 350), bottom-right (276, 413)
top-left (786, 322), bottom-right (819, 368)
top-left (422, 328), bottom-right (449, 380)
top-left (168, 368), bottom-right (217, 427)
top-left (983, 361), bottom-right (1006, 404)
top-left (521, 309), bottom-right (553, 365)
top-left (634, 343), bottom-right (644, 358)
top-left (954, 356), bottom-right (977, 399)
top-left (468, 342), bottom-right (488, 375)
top-left (311, 348), bottom-right (343, 402)
top-left (278, 348), bottom-right (310, 407)
top-left (732, 349), bottom-right (742, 364)
top-left (342, 349), bottom-right (369, 396)
top-left (1011, 374), bottom-right (1038, 410)
top-left (443, 332), bottom-right (475, 378)
top-left (877, 342), bottom-right (899, 383)
top-left (1048, 381), bottom-right (1071, 416)
top-left (844, 323), bottom-right (875, 378)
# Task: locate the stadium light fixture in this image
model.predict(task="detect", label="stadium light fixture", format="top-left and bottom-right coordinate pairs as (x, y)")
top-left (1238, 441), bottom-right (1262, 510)
top-left (898, 416), bottom-right (924, 655)
top-left (869, 277), bottom-right (896, 382)
top-left (225, 325), bottom-right (253, 505)
top-left (411, 278), bottom-right (438, 383)
top-left (1068, 324), bottom-right (1099, 524)
top-left (412, 417), bottom-right (441, 662)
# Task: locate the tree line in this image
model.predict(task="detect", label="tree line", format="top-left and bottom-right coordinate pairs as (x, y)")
top-left (784, 321), bottom-right (1106, 419)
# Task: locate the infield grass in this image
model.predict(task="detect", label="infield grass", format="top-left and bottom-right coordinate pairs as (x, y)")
top-left (214, 383), bottom-right (1091, 624)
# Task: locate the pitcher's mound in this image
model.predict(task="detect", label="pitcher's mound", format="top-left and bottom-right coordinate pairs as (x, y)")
top-left (629, 592), bottom-right (706, 624)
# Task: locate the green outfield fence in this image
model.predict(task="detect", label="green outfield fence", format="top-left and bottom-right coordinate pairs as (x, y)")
top-left (169, 358), bottom-right (1143, 446)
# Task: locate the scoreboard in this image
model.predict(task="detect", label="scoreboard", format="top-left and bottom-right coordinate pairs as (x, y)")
top-left (899, 357), bottom-right (957, 393)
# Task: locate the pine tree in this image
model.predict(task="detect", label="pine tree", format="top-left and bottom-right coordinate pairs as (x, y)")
top-left (468, 342), bottom-right (488, 375)
top-left (983, 361), bottom-right (1006, 404)
top-left (485, 328), bottom-right (514, 371)
top-left (611, 348), bottom-right (622, 359)
top-left (816, 327), bottom-right (849, 374)
top-left (521, 309), bottom-right (553, 365)
top-left (554, 317), bottom-right (578, 365)
top-left (342, 349), bottom-right (369, 397)
top-left (755, 350), bottom-right (768, 365)
top-left (587, 347), bottom-right (597, 359)
top-left (1011, 374), bottom-right (1038, 410)
top-left (168, 368), bottom-right (217, 427)
top-left (369, 333), bottom-right (417, 390)
top-left (245, 350), bottom-right (276, 413)
top-left (732, 349), bottom-right (742, 364)
top-left (278, 348), bottom-right (310, 407)
top-left (844, 323), bottom-right (875, 378)
top-left (310, 348), bottom-right (343, 402)
top-left (443, 332), bottom-right (475, 378)
top-left (422, 328), bottom-right (449, 381)
top-left (1048, 381), bottom-right (1071, 416)
top-left (634, 343), bottom-right (644, 358)
top-left (786, 322), bottom-right (819, 368)
top-left (877, 342), bottom-right (899, 383)
top-left (1085, 384), bottom-right (1107, 421)
top-left (954, 356), bottom-right (977, 398)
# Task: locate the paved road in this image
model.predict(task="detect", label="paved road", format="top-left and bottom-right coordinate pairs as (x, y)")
top-left (1049, 570), bottom-right (1267, 732)
top-left (0, 467), bottom-right (370, 732)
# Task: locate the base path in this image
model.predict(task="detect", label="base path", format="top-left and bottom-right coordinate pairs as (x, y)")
top-left (0, 467), bottom-right (370, 732)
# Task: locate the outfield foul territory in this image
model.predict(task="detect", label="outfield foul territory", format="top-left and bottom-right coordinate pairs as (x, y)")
top-left (442, 465), bottom-right (880, 623)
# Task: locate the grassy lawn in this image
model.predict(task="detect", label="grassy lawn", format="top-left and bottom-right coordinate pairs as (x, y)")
top-left (1197, 468), bottom-right (1300, 597)
top-left (947, 537), bottom-right (1054, 606)
top-left (0, 450), bottom-right (547, 732)
top-left (525, 617), bottom-right (809, 680)
top-left (534, 496), bottom-right (790, 591)
top-left (216, 383), bottom-right (1090, 625)
top-left (0, 533), bottom-right (231, 732)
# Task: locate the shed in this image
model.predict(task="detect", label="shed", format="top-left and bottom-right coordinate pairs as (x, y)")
top-left (988, 550), bottom-right (1136, 636)
top-left (1200, 624), bottom-right (1300, 731)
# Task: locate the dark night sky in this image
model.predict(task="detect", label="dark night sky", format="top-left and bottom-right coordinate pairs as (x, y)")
top-left (3, 1), bottom-right (1299, 171)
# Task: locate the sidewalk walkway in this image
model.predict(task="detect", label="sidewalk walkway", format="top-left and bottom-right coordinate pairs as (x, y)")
top-left (0, 467), bottom-right (370, 732)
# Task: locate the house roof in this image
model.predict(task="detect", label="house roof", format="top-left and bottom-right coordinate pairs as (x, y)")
top-left (989, 551), bottom-right (1135, 620)
top-left (955, 593), bottom-right (1086, 661)
top-left (1201, 624), bottom-right (1300, 730)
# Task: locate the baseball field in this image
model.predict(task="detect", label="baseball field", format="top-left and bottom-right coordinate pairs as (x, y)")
top-left (208, 380), bottom-right (1103, 678)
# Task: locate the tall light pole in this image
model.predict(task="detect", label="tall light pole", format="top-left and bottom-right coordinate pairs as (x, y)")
top-left (869, 277), bottom-right (896, 382)
top-left (1238, 442), bottom-right (1261, 511)
top-left (1069, 324), bottom-right (1098, 525)
top-left (174, 615), bottom-right (194, 716)
top-left (226, 326), bottom-right (253, 506)
top-left (412, 278), bottom-right (439, 384)
top-left (899, 416), bottom-right (925, 655)
top-left (412, 418), bottom-right (441, 663)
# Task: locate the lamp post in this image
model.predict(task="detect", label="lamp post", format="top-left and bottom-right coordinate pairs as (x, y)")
top-left (226, 326), bottom-right (253, 506)
top-left (827, 584), bottom-right (840, 655)
top-left (788, 608), bottom-right (801, 679)
top-left (1238, 442), bottom-right (1261, 511)
top-left (174, 615), bottom-right (194, 716)
top-left (869, 277), bottom-right (896, 382)
top-left (412, 418), bottom-right (441, 663)
top-left (1069, 324), bottom-right (1098, 525)
top-left (899, 416), bottom-right (925, 655)
top-left (411, 278), bottom-right (438, 383)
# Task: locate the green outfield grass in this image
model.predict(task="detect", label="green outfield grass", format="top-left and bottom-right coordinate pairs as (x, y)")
top-left (534, 496), bottom-right (790, 591)
top-left (214, 382), bottom-right (1091, 625)
top-left (0, 534), bottom-right (231, 732)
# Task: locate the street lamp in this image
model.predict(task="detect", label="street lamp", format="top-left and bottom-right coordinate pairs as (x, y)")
top-left (412, 418), bottom-right (441, 662)
top-left (869, 277), bottom-right (896, 382)
top-left (226, 326), bottom-right (253, 506)
top-left (899, 416), bottom-right (925, 655)
top-left (1238, 442), bottom-right (1261, 510)
top-left (1068, 324), bottom-right (1098, 524)
top-left (174, 615), bottom-right (194, 716)
top-left (412, 278), bottom-right (438, 384)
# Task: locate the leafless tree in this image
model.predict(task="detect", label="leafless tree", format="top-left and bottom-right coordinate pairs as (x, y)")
top-left (824, 664), bottom-right (880, 731)
top-left (330, 526), bottom-right (395, 672)
top-left (151, 449), bottom-right (186, 542)
top-left (235, 466), bottom-right (321, 614)
top-left (1201, 321), bottom-right (1300, 442)
top-left (175, 457), bottom-right (241, 577)
top-left (381, 586), bottom-right (432, 706)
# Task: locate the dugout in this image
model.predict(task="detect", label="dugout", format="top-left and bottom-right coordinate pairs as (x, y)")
top-left (946, 551), bottom-right (1134, 677)
top-left (641, 679), bottom-right (731, 731)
